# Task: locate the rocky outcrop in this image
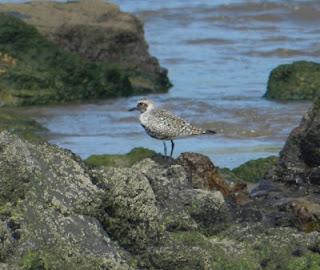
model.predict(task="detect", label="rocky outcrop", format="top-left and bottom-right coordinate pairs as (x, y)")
top-left (1, 129), bottom-right (320, 269)
top-left (250, 97), bottom-right (320, 234)
top-left (264, 61), bottom-right (320, 100)
top-left (0, 131), bottom-right (226, 269)
top-left (0, 14), bottom-right (133, 106)
top-left (0, 0), bottom-right (171, 95)
top-left (0, 131), bottom-right (132, 269)
top-left (267, 97), bottom-right (320, 186)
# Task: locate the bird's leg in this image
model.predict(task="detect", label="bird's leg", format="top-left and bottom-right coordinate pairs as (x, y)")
top-left (170, 140), bottom-right (175, 158)
top-left (163, 141), bottom-right (167, 157)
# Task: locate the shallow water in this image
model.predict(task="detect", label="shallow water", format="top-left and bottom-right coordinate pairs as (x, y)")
top-left (8, 0), bottom-right (320, 168)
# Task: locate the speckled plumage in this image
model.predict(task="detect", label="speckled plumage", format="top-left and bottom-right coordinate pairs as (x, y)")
top-left (140, 108), bottom-right (207, 140)
top-left (129, 99), bottom-right (216, 156)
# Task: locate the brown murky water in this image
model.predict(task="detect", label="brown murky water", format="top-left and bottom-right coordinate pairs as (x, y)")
top-left (12, 0), bottom-right (320, 168)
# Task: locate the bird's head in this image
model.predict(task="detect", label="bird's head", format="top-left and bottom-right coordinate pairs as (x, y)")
top-left (128, 99), bottom-right (155, 113)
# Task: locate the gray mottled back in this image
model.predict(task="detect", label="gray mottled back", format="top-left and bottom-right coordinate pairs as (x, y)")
top-left (140, 108), bottom-right (205, 140)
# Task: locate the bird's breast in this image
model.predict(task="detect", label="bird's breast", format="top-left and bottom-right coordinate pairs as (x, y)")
top-left (139, 113), bottom-right (149, 126)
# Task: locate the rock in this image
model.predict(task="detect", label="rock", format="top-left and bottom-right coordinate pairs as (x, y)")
top-left (0, 263), bottom-right (20, 270)
top-left (0, 219), bottom-right (17, 266)
top-left (0, 0), bottom-right (171, 94)
top-left (0, 131), bottom-right (131, 269)
top-left (249, 98), bottom-right (320, 232)
top-left (248, 177), bottom-right (320, 233)
top-left (300, 124), bottom-right (320, 166)
top-left (176, 152), bottom-right (250, 205)
top-left (264, 61), bottom-right (320, 100)
top-left (309, 167), bottom-right (320, 185)
top-left (268, 98), bottom-right (320, 186)
top-left (0, 14), bottom-right (133, 106)
top-left (250, 179), bottom-right (283, 198)
top-left (286, 198), bottom-right (320, 232)
top-left (0, 130), bottom-right (229, 268)
top-left (91, 164), bottom-right (163, 252)
top-left (144, 224), bottom-right (320, 270)
top-left (92, 157), bottom-right (226, 250)
top-left (176, 152), bottom-right (228, 191)
top-left (246, 96), bottom-right (320, 233)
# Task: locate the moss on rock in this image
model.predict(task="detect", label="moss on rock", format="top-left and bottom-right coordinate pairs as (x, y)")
top-left (85, 147), bottom-right (157, 168)
top-left (265, 61), bottom-right (320, 100)
top-left (0, 14), bottom-right (133, 106)
top-left (232, 156), bottom-right (278, 183)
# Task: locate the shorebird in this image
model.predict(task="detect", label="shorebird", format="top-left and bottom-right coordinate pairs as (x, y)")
top-left (129, 99), bottom-right (216, 157)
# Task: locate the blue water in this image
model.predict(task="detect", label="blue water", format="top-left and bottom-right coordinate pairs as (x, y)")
top-left (11, 0), bottom-right (320, 168)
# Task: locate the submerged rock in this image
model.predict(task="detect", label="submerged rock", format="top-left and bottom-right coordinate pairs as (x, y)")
top-left (0, 0), bottom-right (171, 95)
top-left (265, 61), bottom-right (320, 100)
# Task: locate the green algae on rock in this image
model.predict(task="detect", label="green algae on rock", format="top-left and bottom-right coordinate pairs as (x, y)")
top-left (232, 156), bottom-right (278, 183)
top-left (265, 61), bottom-right (320, 100)
top-left (85, 147), bottom-right (157, 168)
top-left (0, 14), bottom-right (132, 106)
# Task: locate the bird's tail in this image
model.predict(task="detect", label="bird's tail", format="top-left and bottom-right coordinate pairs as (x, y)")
top-left (204, 129), bottom-right (217, 135)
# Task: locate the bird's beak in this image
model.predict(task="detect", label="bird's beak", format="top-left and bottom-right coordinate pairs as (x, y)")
top-left (128, 107), bottom-right (138, 112)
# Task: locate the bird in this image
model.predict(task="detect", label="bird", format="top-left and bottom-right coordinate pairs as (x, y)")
top-left (129, 98), bottom-right (216, 157)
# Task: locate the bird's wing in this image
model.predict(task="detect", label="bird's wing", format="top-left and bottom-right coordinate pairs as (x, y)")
top-left (149, 109), bottom-right (204, 138)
